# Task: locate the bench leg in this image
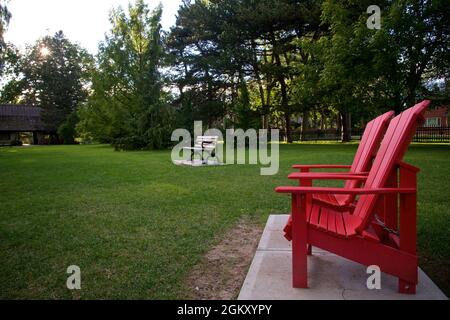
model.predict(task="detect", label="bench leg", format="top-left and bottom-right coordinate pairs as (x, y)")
top-left (192, 150), bottom-right (203, 163)
top-left (204, 151), bottom-right (217, 164)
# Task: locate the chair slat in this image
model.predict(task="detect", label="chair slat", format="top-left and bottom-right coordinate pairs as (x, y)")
top-left (335, 213), bottom-right (346, 237)
top-left (319, 208), bottom-right (328, 230)
top-left (309, 205), bottom-right (320, 225)
top-left (327, 210), bottom-right (337, 234)
top-left (353, 101), bottom-right (430, 231)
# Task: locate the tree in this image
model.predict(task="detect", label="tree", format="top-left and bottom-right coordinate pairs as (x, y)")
top-left (0, 43), bottom-right (21, 102)
top-left (24, 32), bottom-right (91, 135)
top-left (234, 77), bottom-right (260, 130)
top-left (375, 0), bottom-right (450, 111)
top-left (166, 0), bottom-right (231, 130)
top-left (58, 111), bottom-right (79, 144)
top-left (0, 0), bottom-right (10, 47)
top-left (0, 0), bottom-right (12, 75)
top-left (1, 31), bottom-right (93, 143)
top-left (291, 36), bottom-right (332, 140)
top-left (168, 0), bottom-right (322, 141)
top-left (0, 1), bottom-right (21, 101)
top-left (317, 0), bottom-right (389, 141)
top-left (317, 0), bottom-right (450, 142)
top-left (77, 0), bottom-right (173, 150)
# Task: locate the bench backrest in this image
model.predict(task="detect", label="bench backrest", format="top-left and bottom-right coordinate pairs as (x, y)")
top-left (353, 100), bottom-right (430, 233)
top-left (194, 136), bottom-right (219, 149)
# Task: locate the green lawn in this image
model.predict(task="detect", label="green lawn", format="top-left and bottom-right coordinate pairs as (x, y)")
top-left (0, 143), bottom-right (449, 299)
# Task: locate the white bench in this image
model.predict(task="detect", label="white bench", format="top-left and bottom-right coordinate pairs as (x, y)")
top-left (183, 136), bottom-right (219, 164)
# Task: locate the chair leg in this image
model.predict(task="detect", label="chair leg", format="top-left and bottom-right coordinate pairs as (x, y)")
top-left (399, 279), bottom-right (416, 294)
top-left (398, 178), bottom-right (418, 295)
top-left (292, 194), bottom-right (308, 288)
top-left (292, 243), bottom-right (308, 288)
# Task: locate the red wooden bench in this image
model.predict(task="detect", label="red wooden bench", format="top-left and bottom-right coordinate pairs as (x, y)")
top-left (284, 111), bottom-right (394, 241)
top-left (276, 100), bottom-right (431, 294)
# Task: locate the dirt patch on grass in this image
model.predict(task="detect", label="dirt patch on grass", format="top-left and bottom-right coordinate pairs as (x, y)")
top-left (184, 217), bottom-right (264, 300)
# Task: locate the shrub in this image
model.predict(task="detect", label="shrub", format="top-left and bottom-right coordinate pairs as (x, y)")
top-left (112, 103), bottom-right (175, 151)
top-left (58, 112), bottom-right (79, 144)
top-left (10, 140), bottom-right (23, 146)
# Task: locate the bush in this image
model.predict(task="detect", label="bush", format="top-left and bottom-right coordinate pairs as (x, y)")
top-left (10, 140), bottom-right (23, 146)
top-left (58, 112), bottom-right (79, 144)
top-left (112, 103), bottom-right (175, 151)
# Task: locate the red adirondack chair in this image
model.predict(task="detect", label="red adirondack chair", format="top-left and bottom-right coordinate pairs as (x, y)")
top-left (276, 100), bottom-right (430, 294)
top-left (284, 111), bottom-right (394, 241)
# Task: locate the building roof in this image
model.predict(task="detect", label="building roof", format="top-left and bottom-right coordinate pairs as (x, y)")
top-left (0, 104), bottom-right (47, 131)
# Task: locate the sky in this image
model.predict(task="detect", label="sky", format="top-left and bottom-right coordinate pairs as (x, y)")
top-left (4, 0), bottom-right (184, 54)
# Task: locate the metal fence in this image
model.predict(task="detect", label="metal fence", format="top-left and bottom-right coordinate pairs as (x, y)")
top-left (282, 129), bottom-right (341, 142)
top-left (413, 126), bottom-right (450, 143)
top-left (282, 127), bottom-right (450, 143)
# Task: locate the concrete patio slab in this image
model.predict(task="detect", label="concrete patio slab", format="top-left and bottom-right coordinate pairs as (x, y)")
top-left (238, 215), bottom-right (447, 300)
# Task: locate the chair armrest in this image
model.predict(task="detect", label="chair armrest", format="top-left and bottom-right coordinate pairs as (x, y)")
top-left (292, 164), bottom-right (352, 169)
top-left (288, 172), bottom-right (368, 181)
top-left (275, 186), bottom-right (416, 195)
top-left (396, 160), bottom-right (420, 173)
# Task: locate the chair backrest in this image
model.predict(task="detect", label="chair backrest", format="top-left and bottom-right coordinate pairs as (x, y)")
top-left (353, 100), bottom-right (430, 233)
top-left (338, 111), bottom-right (394, 205)
top-left (347, 111), bottom-right (395, 187)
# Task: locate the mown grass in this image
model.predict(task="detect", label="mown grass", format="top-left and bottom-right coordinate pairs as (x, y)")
top-left (0, 143), bottom-right (448, 299)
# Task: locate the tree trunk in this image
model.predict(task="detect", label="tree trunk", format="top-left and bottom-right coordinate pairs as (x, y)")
top-left (277, 70), bottom-right (291, 142)
top-left (340, 112), bottom-right (352, 142)
top-left (265, 88), bottom-right (272, 130)
top-left (285, 112), bottom-right (292, 143)
top-left (270, 31), bottom-right (291, 143)
top-left (301, 111), bottom-right (309, 141)
top-left (262, 113), bottom-right (270, 130)
top-left (312, 112), bottom-right (318, 129)
top-left (251, 40), bottom-right (267, 129)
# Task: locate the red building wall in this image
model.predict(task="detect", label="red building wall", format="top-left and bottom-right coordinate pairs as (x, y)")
top-left (423, 106), bottom-right (449, 127)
